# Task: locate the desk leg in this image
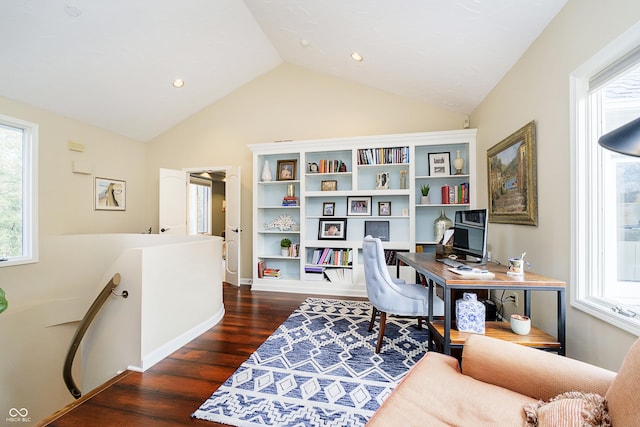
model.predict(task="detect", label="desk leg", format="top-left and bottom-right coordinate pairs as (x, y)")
top-left (524, 290), bottom-right (531, 317)
top-left (558, 289), bottom-right (566, 356)
top-left (443, 286), bottom-right (451, 355)
top-left (427, 279), bottom-right (434, 351)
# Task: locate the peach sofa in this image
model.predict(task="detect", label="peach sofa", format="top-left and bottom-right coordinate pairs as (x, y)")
top-left (367, 334), bottom-right (640, 426)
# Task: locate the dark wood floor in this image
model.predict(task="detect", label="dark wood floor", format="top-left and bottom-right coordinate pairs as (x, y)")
top-left (41, 283), bottom-right (345, 426)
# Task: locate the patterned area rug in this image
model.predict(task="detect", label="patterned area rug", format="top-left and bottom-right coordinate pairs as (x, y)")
top-left (192, 297), bottom-right (429, 427)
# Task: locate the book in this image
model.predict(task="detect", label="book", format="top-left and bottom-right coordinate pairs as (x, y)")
top-left (447, 267), bottom-right (495, 279)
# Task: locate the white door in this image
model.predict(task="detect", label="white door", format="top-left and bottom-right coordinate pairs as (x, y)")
top-left (159, 168), bottom-right (187, 235)
top-left (224, 166), bottom-right (241, 286)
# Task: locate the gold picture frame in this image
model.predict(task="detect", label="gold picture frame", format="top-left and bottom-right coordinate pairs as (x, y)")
top-left (276, 159), bottom-right (297, 181)
top-left (487, 121), bottom-right (537, 225)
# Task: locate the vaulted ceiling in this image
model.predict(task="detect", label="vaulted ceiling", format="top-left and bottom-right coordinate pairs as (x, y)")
top-left (0, 0), bottom-right (567, 141)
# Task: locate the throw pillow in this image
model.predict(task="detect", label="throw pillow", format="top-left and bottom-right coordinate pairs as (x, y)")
top-left (523, 391), bottom-right (610, 427)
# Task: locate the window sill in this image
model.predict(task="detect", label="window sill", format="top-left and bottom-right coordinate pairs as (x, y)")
top-left (572, 297), bottom-right (640, 336)
top-left (0, 256), bottom-right (38, 268)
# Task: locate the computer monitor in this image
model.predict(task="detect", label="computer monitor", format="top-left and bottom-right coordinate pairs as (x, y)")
top-left (451, 208), bottom-right (488, 264)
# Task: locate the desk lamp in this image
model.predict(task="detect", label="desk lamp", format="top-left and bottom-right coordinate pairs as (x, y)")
top-left (598, 116), bottom-right (640, 156)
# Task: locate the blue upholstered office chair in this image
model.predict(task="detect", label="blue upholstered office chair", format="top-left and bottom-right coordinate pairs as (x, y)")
top-left (362, 235), bottom-right (445, 353)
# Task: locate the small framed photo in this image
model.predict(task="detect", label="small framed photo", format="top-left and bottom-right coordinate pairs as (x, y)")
top-left (321, 180), bottom-right (337, 191)
top-left (308, 162), bottom-right (319, 173)
top-left (276, 159), bottom-right (297, 181)
top-left (365, 220), bottom-right (390, 241)
top-left (347, 196), bottom-right (372, 216)
top-left (428, 152), bottom-right (451, 176)
top-left (322, 202), bottom-right (335, 216)
top-left (95, 177), bottom-right (126, 211)
top-left (378, 201), bottom-right (391, 216)
top-left (318, 218), bottom-right (347, 240)
top-left (376, 171), bottom-right (390, 190)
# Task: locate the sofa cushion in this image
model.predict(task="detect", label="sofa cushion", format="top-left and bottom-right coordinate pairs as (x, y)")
top-left (523, 391), bottom-right (610, 427)
top-left (366, 351), bottom-right (536, 427)
top-left (605, 337), bottom-right (640, 426)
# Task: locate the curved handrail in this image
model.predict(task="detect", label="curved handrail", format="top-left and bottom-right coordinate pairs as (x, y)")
top-left (63, 273), bottom-right (124, 398)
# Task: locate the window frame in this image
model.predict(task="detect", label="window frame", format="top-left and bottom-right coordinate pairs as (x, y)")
top-left (0, 113), bottom-right (38, 267)
top-left (571, 27), bottom-right (640, 336)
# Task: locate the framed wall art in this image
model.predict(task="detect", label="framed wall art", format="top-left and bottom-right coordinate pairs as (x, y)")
top-left (318, 218), bottom-right (347, 240)
top-left (428, 152), bottom-right (451, 176)
top-left (276, 159), bottom-right (297, 181)
top-left (487, 121), bottom-right (538, 225)
top-left (347, 196), bottom-right (372, 216)
top-left (364, 220), bottom-right (390, 241)
top-left (95, 177), bottom-right (126, 211)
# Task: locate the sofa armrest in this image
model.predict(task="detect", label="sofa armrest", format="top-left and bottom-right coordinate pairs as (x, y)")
top-left (461, 335), bottom-right (616, 400)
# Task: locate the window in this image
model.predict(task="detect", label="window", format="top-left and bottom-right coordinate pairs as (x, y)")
top-left (189, 175), bottom-right (212, 235)
top-left (573, 43), bottom-right (640, 335)
top-left (0, 114), bottom-right (38, 267)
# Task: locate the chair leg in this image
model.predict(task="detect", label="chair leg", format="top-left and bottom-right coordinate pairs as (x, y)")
top-left (368, 307), bottom-right (377, 332)
top-left (417, 316), bottom-right (423, 330)
top-left (376, 312), bottom-right (387, 353)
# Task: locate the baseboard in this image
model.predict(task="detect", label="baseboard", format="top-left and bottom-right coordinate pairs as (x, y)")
top-left (132, 306), bottom-right (225, 371)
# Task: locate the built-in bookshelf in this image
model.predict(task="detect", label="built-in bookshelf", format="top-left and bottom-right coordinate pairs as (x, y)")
top-left (250, 129), bottom-right (477, 297)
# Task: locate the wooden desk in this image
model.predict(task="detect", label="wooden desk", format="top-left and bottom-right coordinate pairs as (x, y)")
top-left (396, 252), bottom-right (566, 356)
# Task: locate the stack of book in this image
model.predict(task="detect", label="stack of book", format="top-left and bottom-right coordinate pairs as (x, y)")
top-left (304, 265), bottom-right (325, 281)
top-left (440, 183), bottom-right (469, 204)
top-left (282, 196), bottom-right (299, 206)
top-left (324, 268), bottom-right (352, 283)
top-left (262, 268), bottom-right (282, 279)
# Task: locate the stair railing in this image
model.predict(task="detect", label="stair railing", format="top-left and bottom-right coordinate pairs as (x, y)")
top-left (63, 273), bottom-right (128, 398)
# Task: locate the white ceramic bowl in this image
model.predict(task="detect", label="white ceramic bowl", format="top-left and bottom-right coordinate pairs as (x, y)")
top-left (510, 314), bottom-right (531, 335)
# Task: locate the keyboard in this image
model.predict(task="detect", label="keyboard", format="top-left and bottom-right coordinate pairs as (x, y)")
top-left (436, 257), bottom-right (467, 269)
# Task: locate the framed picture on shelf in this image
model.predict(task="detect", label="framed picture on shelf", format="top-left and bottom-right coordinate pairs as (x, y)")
top-left (376, 171), bottom-right (390, 189)
top-left (428, 152), bottom-right (451, 176)
top-left (318, 218), bottom-right (347, 240)
top-left (347, 196), bottom-right (372, 216)
top-left (322, 202), bottom-right (335, 216)
top-left (378, 201), bottom-right (391, 216)
top-left (321, 180), bottom-right (337, 191)
top-left (487, 121), bottom-right (537, 225)
top-left (276, 159), bottom-right (297, 181)
top-left (365, 220), bottom-right (390, 241)
top-left (95, 177), bottom-right (126, 211)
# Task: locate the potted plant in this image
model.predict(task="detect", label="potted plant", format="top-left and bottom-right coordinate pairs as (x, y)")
top-left (0, 288), bottom-right (7, 314)
top-left (420, 184), bottom-right (430, 204)
top-left (280, 238), bottom-right (292, 256)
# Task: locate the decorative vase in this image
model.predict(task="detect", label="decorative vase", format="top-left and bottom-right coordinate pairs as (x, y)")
top-left (510, 314), bottom-right (531, 335)
top-left (453, 150), bottom-right (465, 175)
top-left (261, 160), bottom-right (273, 182)
top-left (400, 170), bottom-right (407, 189)
top-left (433, 210), bottom-right (452, 244)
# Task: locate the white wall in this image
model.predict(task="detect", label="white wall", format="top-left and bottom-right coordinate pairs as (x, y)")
top-left (471, 0), bottom-right (640, 370)
top-left (0, 97), bottom-right (148, 423)
top-left (144, 63), bottom-right (467, 281)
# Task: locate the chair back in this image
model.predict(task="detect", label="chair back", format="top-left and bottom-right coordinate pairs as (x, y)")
top-left (362, 235), bottom-right (403, 313)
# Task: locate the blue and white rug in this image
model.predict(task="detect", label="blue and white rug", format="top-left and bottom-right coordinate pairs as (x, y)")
top-left (192, 297), bottom-right (429, 426)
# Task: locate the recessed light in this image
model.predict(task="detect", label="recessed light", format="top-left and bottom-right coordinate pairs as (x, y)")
top-left (172, 79), bottom-right (185, 88)
top-left (351, 52), bottom-right (363, 62)
top-left (64, 4), bottom-right (82, 17)
top-left (300, 39), bottom-right (310, 48)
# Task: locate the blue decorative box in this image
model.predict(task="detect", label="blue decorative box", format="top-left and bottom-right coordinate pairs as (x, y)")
top-left (455, 292), bottom-right (485, 334)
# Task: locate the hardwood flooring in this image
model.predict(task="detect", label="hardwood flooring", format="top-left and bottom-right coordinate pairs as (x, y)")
top-left (40, 283), bottom-right (350, 427)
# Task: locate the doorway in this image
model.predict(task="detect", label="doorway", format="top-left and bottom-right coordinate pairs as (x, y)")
top-left (159, 166), bottom-right (241, 286)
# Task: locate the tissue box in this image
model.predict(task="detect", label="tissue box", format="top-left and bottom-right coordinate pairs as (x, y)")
top-left (456, 292), bottom-right (485, 334)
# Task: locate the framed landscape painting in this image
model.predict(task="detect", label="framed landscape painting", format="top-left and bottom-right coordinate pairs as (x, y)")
top-left (487, 121), bottom-right (537, 225)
